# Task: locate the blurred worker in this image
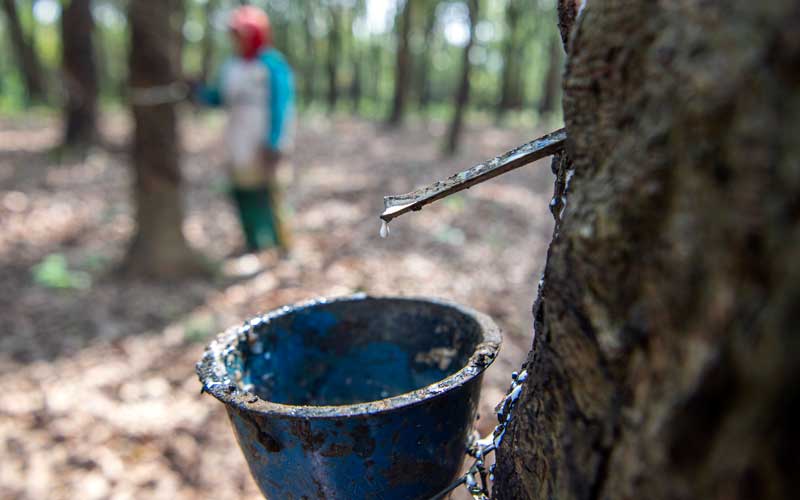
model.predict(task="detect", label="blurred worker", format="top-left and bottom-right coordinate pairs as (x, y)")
top-left (198, 6), bottom-right (295, 252)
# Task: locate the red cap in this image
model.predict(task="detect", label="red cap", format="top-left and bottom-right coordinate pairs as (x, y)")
top-left (228, 6), bottom-right (272, 60)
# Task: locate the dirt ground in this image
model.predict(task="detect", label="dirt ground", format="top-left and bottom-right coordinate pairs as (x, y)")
top-left (0, 111), bottom-right (555, 500)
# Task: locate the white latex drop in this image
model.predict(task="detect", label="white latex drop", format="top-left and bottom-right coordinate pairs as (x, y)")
top-left (379, 220), bottom-right (390, 239)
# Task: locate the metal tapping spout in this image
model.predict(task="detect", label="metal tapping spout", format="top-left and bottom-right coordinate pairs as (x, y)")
top-left (380, 128), bottom-right (567, 223)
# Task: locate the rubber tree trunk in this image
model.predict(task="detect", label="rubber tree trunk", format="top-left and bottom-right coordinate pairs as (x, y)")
top-left (1, 0), bottom-right (46, 103)
top-left (496, 0), bottom-right (522, 120)
top-left (368, 42), bottom-right (383, 106)
top-left (61, 0), bottom-right (99, 148)
top-left (123, 0), bottom-right (206, 280)
top-left (416, 2), bottom-right (437, 115)
top-left (443, 0), bottom-right (478, 155)
top-left (200, 0), bottom-right (219, 82)
top-left (174, 0), bottom-right (186, 76)
top-left (326, 5), bottom-right (341, 112)
top-left (493, 1), bottom-right (800, 499)
top-left (343, 4), bottom-right (359, 113)
top-left (350, 55), bottom-right (362, 114)
top-left (274, 20), bottom-right (290, 62)
top-left (387, 0), bottom-right (413, 126)
top-left (301, 1), bottom-right (316, 108)
top-left (536, 32), bottom-right (562, 119)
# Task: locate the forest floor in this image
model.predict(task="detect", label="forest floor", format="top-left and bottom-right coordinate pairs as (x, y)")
top-left (0, 111), bottom-right (555, 500)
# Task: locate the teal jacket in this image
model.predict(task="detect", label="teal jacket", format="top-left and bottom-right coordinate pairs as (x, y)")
top-left (201, 49), bottom-right (295, 150)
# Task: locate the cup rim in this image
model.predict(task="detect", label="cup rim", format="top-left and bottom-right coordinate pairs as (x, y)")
top-left (195, 294), bottom-right (502, 419)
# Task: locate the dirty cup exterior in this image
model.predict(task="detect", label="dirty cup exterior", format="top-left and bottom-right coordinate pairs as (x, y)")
top-left (197, 295), bottom-right (501, 500)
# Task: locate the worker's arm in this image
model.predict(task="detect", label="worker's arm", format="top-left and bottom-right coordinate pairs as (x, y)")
top-left (195, 61), bottom-right (231, 107)
top-left (260, 50), bottom-right (295, 151)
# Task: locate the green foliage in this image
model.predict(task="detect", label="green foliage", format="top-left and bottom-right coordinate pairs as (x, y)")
top-left (0, 72), bottom-right (27, 111)
top-left (443, 193), bottom-right (466, 212)
top-left (31, 254), bottom-right (92, 290)
top-left (434, 225), bottom-right (466, 245)
top-left (183, 313), bottom-right (218, 343)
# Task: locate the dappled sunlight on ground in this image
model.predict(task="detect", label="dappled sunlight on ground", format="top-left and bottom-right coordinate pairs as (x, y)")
top-left (0, 112), bottom-right (554, 500)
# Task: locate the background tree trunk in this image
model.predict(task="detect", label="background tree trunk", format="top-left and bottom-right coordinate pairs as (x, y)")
top-left (123, 0), bottom-right (206, 279)
top-left (174, 0), bottom-right (187, 76)
top-left (61, 0), bottom-right (99, 148)
top-left (416, 1), bottom-right (438, 116)
top-left (274, 18), bottom-right (290, 62)
top-left (200, 0), bottom-right (219, 82)
top-left (344, 3), bottom-right (361, 113)
top-left (443, 0), bottom-right (478, 155)
top-left (368, 41), bottom-right (383, 106)
top-left (1, 0), bottom-right (46, 103)
top-left (387, 0), bottom-right (413, 126)
top-left (496, 0), bottom-right (521, 121)
top-left (494, 1), bottom-right (800, 499)
top-left (536, 32), bottom-right (561, 119)
top-left (350, 56), bottom-right (362, 114)
top-left (326, 5), bottom-right (341, 113)
top-left (302, 1), bottom-right (316, 108)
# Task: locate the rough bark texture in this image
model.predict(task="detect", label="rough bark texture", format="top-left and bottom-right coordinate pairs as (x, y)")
top-left (444, 0), bottom-right (478, 155)
top-left (123, 0), bottom-right (206, 280)
top-left (387, 0), bottom-right (413, 126)
top-left (61, 0), bottom-right (99, 148)
top-left (494, 1), bottom-right (800, 499)
top-left (555, 0), bottom-right (578, 52)
top-left (1, 0), bottom-right (46, 102)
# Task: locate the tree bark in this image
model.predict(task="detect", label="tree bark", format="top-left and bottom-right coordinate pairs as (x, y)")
top-left (326, 5), bottom-right (341, 112)
top-left (350, 55), bottom-right (362, 114)
top-left (1, 0), bottom-right (46, 103)
top-left (174, 0), bottom-right (186, 76)
top-left (496, 0), bottom-right (521, 120)
top-left (368, 41), bottom-right (383, 105)
top-left (301, 1), bottom-right (316, 107)
top-left (555, 0), bottom-right (578, 52)
top-left (387, 0), bottom-right (413, 126)
top-left (494, 1), bottom-right (800, 499)
top-left (274, 20), bottom-right (290, 62)
top-left (443, 0), bottom-right (478, 155)
top-left (345, 4), bottom-right (362, 113)
top-left (536, 32), bottom-right (561, 118)
top-left (200, 0), bottom-right (219, 82)
top-left (416, 1), bottom-right (437, 115)
top-left (61, 0), bottom-right (99, 148)
top-left (123, 0), bottom-right (206, 280)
